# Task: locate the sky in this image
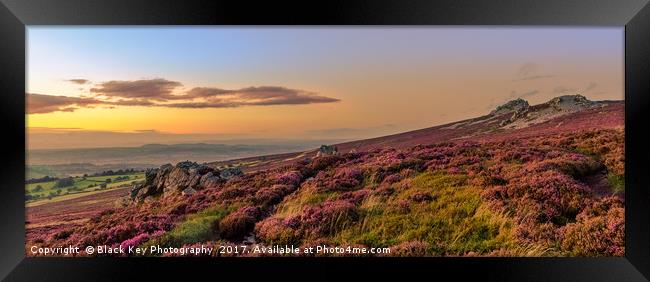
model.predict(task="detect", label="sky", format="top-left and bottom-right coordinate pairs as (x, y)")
top-left (27, 27), bottom-right (624, 149)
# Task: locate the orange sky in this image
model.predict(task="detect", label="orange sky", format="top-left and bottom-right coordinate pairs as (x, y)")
top-left (27, 27), bottom-right (624, 149)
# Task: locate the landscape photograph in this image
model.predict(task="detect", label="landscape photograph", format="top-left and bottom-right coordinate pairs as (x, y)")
top-left (25, 27), bottom-right (624, 257)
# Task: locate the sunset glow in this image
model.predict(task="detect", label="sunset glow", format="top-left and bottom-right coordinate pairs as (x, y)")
top-left (28, 27), bottom-right (623, 148)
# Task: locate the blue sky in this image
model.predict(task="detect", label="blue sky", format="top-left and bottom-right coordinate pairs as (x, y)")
top-left (28, 27), bottom-right (623, 93)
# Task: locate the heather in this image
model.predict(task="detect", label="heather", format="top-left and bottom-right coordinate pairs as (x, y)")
top-left (26, 127), bottom-right (624, 257)
top-left (252, 128), bottom-right (623, 256)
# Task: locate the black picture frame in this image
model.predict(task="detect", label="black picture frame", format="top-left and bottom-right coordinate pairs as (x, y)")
top-left (1, 0), bottom-right (649, 280)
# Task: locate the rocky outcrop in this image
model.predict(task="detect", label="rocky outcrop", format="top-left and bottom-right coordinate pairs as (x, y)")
top-left (547, 94), bottom-right (597, 111)
top-left (494, 94), bottom-right (602, 129)
top-left (219, 167), bottom-right (244, 180)
top-left (130, 161), bottom-right (243, 203)
top-left (499, 107), bottom-right (530, 127)
top-left (316, 145), bottom-right (339, 157)
top-left (490, 98), bottom-right (529, 116)
top-left (199, 171), bottom-right (220, 188)
top-left (181, 188), bottom-right (197, 196)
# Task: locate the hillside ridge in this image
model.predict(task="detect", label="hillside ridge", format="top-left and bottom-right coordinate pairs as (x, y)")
top-left (209, 95), bottom-right (622, 172)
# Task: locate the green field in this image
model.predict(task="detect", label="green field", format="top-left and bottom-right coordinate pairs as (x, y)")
top-left (26, 172), bottom-right (145, 203)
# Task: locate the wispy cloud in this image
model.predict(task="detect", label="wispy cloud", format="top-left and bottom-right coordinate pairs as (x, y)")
top-left (513, 75), bottom-right (555, 81)
top-left (553, 83), bottom-right (598, 95)
top-left (512, 63), bottom-right (555, 81)
top-left (583, 82), bottom-right (598, 92)
top-left (26, 127), bottom-right (251, 150)
top-left (66, 78), bottom-right (91, 85)
top-left (553, 86), bottom-right (577, 94)
top-left (517, 63), bottom-right (537, 77)
top-left (28, 78), bottom-right (340, 114)
top-left (134, 129), bottom-right (159, 133)
top-left (513, 89), bottom-right (539, 99)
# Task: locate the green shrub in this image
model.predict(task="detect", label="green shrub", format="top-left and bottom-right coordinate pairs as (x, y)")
top-left (54, 177), bottom-right (74, 188)
top-left (331, 172), bottom-right (514, 255)
top-left (412, 171), bottom-right (468, 189)
top-left (607, 173), bottom-right (624, 193)
top-left (143, 206), bottom-right (233, 250)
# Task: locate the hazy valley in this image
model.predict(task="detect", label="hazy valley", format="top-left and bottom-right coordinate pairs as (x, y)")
top-left (27, 139), bottom-right (346, 179)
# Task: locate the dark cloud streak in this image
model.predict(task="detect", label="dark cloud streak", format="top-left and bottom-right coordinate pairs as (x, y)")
top-left (516, 63), bottom-right (538, 77)
top-left (27, 93), bottom-right (103, 114)
top-left (185, 86), bottom-right (340, 105)
top-left (28, 79), bottom-right (340, 114)
top-left (553, 86), bottom-right (577, 94)
top-left (508, 89), bottom-right (539, 100)
top-left (67, 79), bottom-right (90, 85)
top-left (512, 75), bottom-right (555, 81)
top-left (513, 62), bottom-right (555, 81)
top-left (90, 79), bottom-right (183, 101)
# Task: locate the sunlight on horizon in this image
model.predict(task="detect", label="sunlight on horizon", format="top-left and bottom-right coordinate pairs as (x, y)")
top-left (27, 27), bottom-right (623, 148)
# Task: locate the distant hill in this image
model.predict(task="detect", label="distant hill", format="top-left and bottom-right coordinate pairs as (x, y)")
top-left (27, 140), bottom-right (344, 166)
